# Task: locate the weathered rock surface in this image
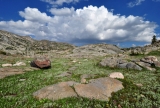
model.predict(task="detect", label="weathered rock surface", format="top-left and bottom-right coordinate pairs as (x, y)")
top-left (136, 61), bottom-right (155, 71)
top-left (30, 56), bottom-right (51, 69)
top-left (33, 81), bottom-right (78, 101)
top-left (33, 77), bottom-right (123, 101)
top-left (80, 74), bottom-right (96, 83)
top-left (140, 56), bottom-right (158, 64)
top-left (0, 29), bottom-right (75, 56)
top-left (74, 77), bottom-right (123, 101)
top-left (99, 57), bottom-right (142, 70)
top-left (13, 61), bottom-right (26, 66)
top-left (0, 67), bottom-right (39, 79)
top-left (99, 55), bottom-right (160, 71)
top-left (56, 71), bottom-right (72, 77)
top-left (126, 62), bottom-right (142, 70)
top-left (99, 57), bottom-right (120, 68)
top-left (109, 72), bottom-right (124, 79)
top-left (0, 68), bottom-right (24, 79)
top-left (67, 44), bottom-right (123, 58)
top-left (2, 63), bottom-right (12, 67)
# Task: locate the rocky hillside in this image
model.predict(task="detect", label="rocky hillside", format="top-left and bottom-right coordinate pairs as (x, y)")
top-left (123, 41), bottom-right (160, 55)
top-left (66, 43), bottom-right (123, 58)
top-left (0, 30), bottom-right (75, 55)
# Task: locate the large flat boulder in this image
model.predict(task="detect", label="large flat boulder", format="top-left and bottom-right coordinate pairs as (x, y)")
top-left (74, 77), bottom-right (123, 101)
top-left (33, 81), bottom-right (78, 101)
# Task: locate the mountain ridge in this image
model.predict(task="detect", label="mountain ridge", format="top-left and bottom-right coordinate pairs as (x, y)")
top-left (0, 29), bottom-right (75, 55)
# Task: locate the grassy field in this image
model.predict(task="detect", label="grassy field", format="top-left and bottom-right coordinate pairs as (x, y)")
top-left (0, 54), bottom-right (160, 108)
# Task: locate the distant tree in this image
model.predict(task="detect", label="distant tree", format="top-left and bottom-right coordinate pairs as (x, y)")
top-left (151, 35), bottom-right (157, 45)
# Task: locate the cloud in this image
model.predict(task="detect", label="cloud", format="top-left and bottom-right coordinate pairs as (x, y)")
top-left (41, 0), bottom-right (79, 7)
top-left (50, 7), bottom-right (75, 16)
top-left (0, 6), bottom-right (158, 45)
top-left (128, 0), bottom-right (145, 7)
top-left (19, 7), bottom-right (52, 23)
top-left (132, 44), bottom-right (136, 47)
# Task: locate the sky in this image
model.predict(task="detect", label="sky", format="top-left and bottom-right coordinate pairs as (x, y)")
top-left (0, 0), bottom-right (160, 47)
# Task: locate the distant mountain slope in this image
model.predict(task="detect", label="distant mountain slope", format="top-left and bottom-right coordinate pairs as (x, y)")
top-left (0, 30), bottom-right (75, 55)
top-left (67, 43), bottom-right (123, 57)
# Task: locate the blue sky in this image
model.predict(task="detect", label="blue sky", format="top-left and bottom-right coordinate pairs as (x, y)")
top-left (0, 0), bottom-right (160, 47)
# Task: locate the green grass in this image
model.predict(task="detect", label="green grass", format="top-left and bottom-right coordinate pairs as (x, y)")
top-left (147, 50), bottom-right (160, 56)
top-left (0, 56), bottom-right (160, 108)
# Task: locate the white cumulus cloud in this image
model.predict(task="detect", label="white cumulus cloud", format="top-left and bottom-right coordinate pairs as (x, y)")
top-left (41, 0), bottom-right (79, 7)
top-left (50, 7), bottom-right (75, 16)
top-left (0, 6), bottom-right (158, 45)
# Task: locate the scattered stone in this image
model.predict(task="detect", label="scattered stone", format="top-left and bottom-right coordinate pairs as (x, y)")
top-left (19, 79), bottom-right (26, 81)
top-left (72, 60), bottom-right (77, 63)
top-left (99, 57), bottom-right (120, 68)
top-left (68, 66), bottom-right (77, 71)
top-left (2, 63), bottom-right (12, 67)
top-left (140, 56), bottom-right (158, 64)
top-left (56, 72), bottom-right (72, 77)
top-left (13, 61), bottom-right (26, 66)
top-left (109, 72), bottom-right (124, 79)
top-left (74, 77), bottom-right (123, 101)
top-left (153, 61), bottom-right (160, 68)
top-left (135, 83), bottom-right (143, 87)
top-left (80, 74), bottom-right (96, 84)
top-left (80, 74), bottom-right (96, 79)
top-left (81, 78), bottom-right (87, 84)
top-left (126, 62), bottom-right (142, 70)
top-left (33, 81), bottom-right (78, 101)
top-left (23, 67), bottom-right (40, 72)
top-left (0, 68), bottom-right (24, 79)
top-left (116, 63), bottom-right (128, 69)
top-left (136, 62), bottom-right (155, 71)
top-left (100, 57), bottom-right (142, 70)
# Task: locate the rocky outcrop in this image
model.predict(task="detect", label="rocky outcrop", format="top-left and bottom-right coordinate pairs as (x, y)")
top-left (0, 30), bottom-right (75, 55)
top-left (0, 67), bottom-right (39, 79)
top-left (33, 81), bottom-right (78, 101)
top-left (99, 57), bottom-right (142, 70)
top-left (100, 56), bottom-right (160, 71)
top-left (33, 77), bottom-right (123, 101)
top-left (67, 44), bottom-right (123, 57)
top-left (124, 40), bottom-right (160, 55)
top-left (74, 77), bottom-right (123, 101)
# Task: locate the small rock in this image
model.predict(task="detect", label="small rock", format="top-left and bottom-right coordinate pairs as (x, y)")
top-left (80, 74), bottom-right (96, 79)
top-left (56, 72), bottom-right (72, 77)
top-left (135, 83), bottom-right (143, 87)
top-left (81, 78), bottom-right (87, 84)
top-left (2, 63), bottom-right (12, 67)
top-left (116, 63), bottom-right (127, 69)
top-left (19, 79), bottom-right (26, 81)
top-left (68, 66), bottom-right (77, 71)
top-left (72, 60), bottom-right (77, 63)
top-left (126, 62), bottom-right (142, 70)
top-left (109, 72), bottom-right (124, 79)
top-left (13, 61), bottom-right (26, 66)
